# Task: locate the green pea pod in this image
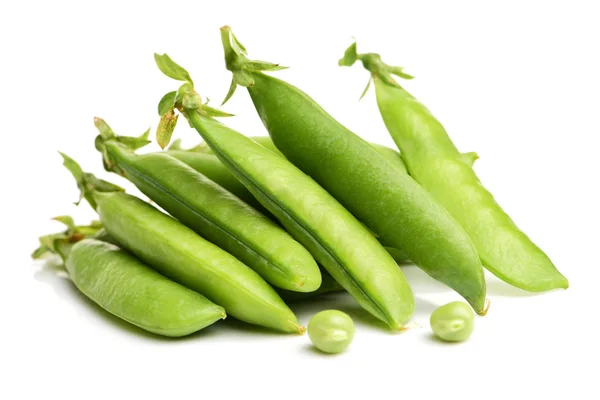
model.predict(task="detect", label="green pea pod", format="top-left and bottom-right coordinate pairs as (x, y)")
top-left (60, 153), bottom-right (304, 333)
top-left (166, 150), bottom-right (264, 209)
top-left (93, 222), bottom-right (343, 304)
top-left (154, 55), bottom-right (414, 330)
top-left (202, 136), bottom-right (478, 171)
top-left (218, 27), bottom-right (487, 314)
top-left (94, 119), bottom-right (320, 293)
top-left (33, 220), bottom-right (225, 337)
top-left (341, 43), bottom-right (568, 291)
top-left (192, 136), bottom-right (408, 263)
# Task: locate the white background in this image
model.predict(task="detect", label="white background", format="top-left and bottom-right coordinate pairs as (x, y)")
top-left (1, 1), bottom-right (598, 399)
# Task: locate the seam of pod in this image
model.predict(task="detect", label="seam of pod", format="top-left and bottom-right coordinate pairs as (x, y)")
top-left (206, 138), bottom-right (392, 322)
top-left (117, 159), bottom-right (289, 277)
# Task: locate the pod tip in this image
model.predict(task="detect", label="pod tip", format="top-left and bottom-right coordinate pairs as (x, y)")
top-left (398, 321), bottom-right (421, 332)
top-left (477, 298), bottom-right (491, 316)
top-left (290, 320), bottom-right (306, 335)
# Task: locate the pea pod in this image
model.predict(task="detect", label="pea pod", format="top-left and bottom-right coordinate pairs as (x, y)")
top-left (166, 150), bottom-right (264, 209)
top-left (60, 153), bottom-right (304, 333)
top-left (93, 223), bottom-right (343, 304)
top-left (190, 136), bottom-right (477, 265)
top-left (94, 119), bottom-right (320, 293)
top-left (198, 136), bottom-right (479, 172)
top-left (340, 42), bottom-right (568, 291)
top-left (218, 27), bottom-right (487, 314)
top-left (33, 219), bottom-right (225, 337)
top-left (170, 140), bottom-right (412, 263)
top-left (154, 54), bottom-right (414, 330)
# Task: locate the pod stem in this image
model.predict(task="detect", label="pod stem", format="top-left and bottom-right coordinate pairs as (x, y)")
top-left (153, 53), bottom-right (233, 149)
top-left (59, 152), bottom-right (124, 210)
top-left (93, 117), bottom-right (151, 174)
top-left (338, 40), bottom-right (414, 97)
top-left (219, 25), bottom-right (287, 105)
top-left (32, 216), bottom-right (103, 261)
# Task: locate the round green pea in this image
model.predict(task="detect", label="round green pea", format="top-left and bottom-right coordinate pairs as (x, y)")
top-left (430, 301), bottom-right (475, 342)
top-left (308, 310), bottom-right (355, 354)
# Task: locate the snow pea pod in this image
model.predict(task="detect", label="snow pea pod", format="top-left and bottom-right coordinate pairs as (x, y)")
top-left (33, 220), bottom-right (225, 337)
top-left (218, 27), bottom-right (487, 314)
top-left (60, 153), bottom-right (304, 333)
top-left (341, 43), bottom-right (568, 291)
top-left (154, 54), bottom-right (414, 330)
top-left (95, 119), bottom-right (320, 293)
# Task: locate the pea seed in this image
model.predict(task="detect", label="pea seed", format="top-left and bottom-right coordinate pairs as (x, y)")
top-left (430, 302), bottom-right (475, 342)
top-left (308, 310), bottom-right (355, 354)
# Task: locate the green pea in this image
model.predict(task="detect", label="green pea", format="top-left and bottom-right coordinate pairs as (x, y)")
top-left (341, 42), bottom-right (568, 292)
top-left (216, 27), bottom-right (487, 314)
top-left (308, 310), bottom-right (355, 354)
top-left (430, 302), bottom-right (475, 342)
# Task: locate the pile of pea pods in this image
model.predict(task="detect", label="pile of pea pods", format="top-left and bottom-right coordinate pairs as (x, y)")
top-left (33, 27), bottom-right (568, 353)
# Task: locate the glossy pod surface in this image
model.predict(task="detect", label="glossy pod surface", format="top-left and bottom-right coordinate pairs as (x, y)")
top-left (105, 144), bottom-right (321, 293)
top-left (246, 72), bottom-right (487, 313)
top-left (167, 150), bottom-right (265, 210)
top-left (374, 78), bottom-right (568, 291)
top-left (201, 136), bottom-right (408, 173)
top-left (67, 239), bottom-right (225, 337)
top-left (93, 190), bottom-right (304, 333)
top-left (187, 112), bottom-right (414, 330)
top-left (195, 137), bottom-right (410, 263)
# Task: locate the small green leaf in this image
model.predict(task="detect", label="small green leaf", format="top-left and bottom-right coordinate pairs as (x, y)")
top-left (221, 78), bottom-right (238, 105)
top-left (233, 70), bottom-right (254, 87)
top-left (154, 53), bottom-right (193, 84)
top-left (59, 152), bottom-right (85, 204)
top-left (390, 66), bottom-right (414, 80)
top-left (246, 61), bottom-right (287, 72)
top-left (156, 110), bottom-right (179, 149)
top-left (32, 244), bottom-right (50, 259)
top-left (359, 77), bottom-right (372, 100)
top-left (230, 31), bottom-right (247, 55)
top-left (377, 72), bottom-right (403, 89)
top-left (339, 41), bottom-right (358, 67)
top-left (202, 105), bottom-right (234, 118)
top-left (158, 91), bottom-right (177, 116)
top-left (188, 143), bottom-right (206, 152)
top-left (167, 138), bottom-right (183, 150)
top-left (117, 128), bottom-right (151, 150)
top-left (93, 117), bottom-right (115, 139)
top-left (84, 173), bottom-right (124, 193)
top-left (52, 215), bottom-right (76, 231)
